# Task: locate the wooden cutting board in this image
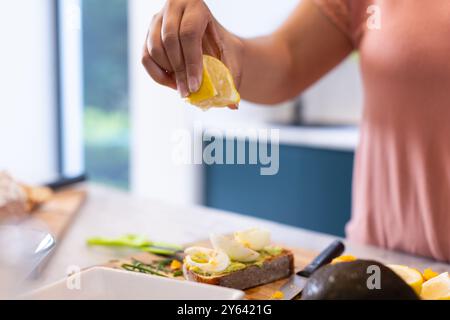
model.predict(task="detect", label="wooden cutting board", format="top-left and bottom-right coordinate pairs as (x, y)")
top-left (104, 241), bottom-right (317, 300)
top-left (31, 188), bottom-right (87, 240)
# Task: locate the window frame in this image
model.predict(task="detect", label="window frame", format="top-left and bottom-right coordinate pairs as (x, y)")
top-left (54, 0), bottom-right (86, 181)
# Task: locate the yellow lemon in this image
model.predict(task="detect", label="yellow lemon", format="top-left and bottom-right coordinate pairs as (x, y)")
top-left (423, 268), bottom-right (439, 281)
top-left (187, 55), bottom-right (240, 110)
top-left (331, 255), bottom-right (357, 264)
top-left (270, 291), bottom-right (284, 300)
top-left (388, 264), bottom-right (423, 296)
top-left (170, 259), bottom-right (182, 271)
top-left (186, 65), bottom-right (217, 106)
top-left (421, 272), bottom-right (450, 300)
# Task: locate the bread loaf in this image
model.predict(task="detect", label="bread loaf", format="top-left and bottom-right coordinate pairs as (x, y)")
top-left (0, 172), bottom-right (27, 222)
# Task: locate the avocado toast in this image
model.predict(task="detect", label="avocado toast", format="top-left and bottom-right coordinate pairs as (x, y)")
top-left (184, 249), bottom-right (294, 290)
top-left (183, 228), bottom-right (295, 290)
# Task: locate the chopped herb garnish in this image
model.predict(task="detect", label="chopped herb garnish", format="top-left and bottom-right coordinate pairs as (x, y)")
top-left (122, 263), bottom-right (168, 277)
top-left (157, 259), bottom-right (173, 269)
top-left (173, 270), bottom-right (184, 277)
top-left (123, 258), bottom-right (184, 278)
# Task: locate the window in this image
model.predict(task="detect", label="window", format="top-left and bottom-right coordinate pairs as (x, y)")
top-left (82, 0), bottom-right (130, 189)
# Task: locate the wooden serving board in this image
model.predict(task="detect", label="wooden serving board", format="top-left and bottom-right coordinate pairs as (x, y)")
top-left (31, 188), bottom-right (87, 240)
top-left (104, 240), bottom-right (317, 300)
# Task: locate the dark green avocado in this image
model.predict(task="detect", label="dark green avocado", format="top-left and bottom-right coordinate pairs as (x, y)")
top-left (301, 260), bottom-right (419, 300)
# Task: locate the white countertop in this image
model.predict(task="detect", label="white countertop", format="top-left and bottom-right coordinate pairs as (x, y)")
top-left (32, 184), bottom-right (449, 288)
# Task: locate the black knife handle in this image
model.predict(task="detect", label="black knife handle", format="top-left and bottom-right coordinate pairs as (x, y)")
top-left (297, 240), bottom-right (345, 278)
top-left (45, 174), bottom-right (88, 191)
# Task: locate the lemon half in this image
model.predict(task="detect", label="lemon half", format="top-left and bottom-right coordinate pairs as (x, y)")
top-left (421, 272), bottom-right (450, 300)
top-left (388, 264), bottom-right (424, 295)
top-left (187, 55), bottom-right (240, 110)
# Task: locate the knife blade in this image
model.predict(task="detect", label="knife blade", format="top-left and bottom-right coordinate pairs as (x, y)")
top-left (280, 240), bottom-right (345, 300)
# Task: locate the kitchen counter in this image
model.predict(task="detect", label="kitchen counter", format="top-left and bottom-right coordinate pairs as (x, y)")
top-left (34, 184), bottom-right (450, 288)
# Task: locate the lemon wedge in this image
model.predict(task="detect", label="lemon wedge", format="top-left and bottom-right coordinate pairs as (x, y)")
top-left (187, 55), bottom-right (240, 110)
top-left (331, 255), bottom-right (357, 264)
top-left (421, 272), bottom-right (450, 300)
top-left (388, 264), bottom-right (424, 295)
top-left (186, 64), bottom-right (217, 106)
top-left (423, 268), bottom-right (440, 281)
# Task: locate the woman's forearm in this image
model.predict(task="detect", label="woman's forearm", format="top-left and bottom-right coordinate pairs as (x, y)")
top-left (238, 0), bottom-right (353, 105)
top-left (239, 36), bottom-right (297, 105)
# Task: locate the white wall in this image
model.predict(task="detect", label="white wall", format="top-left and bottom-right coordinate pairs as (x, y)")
top-left (302, 55), bottom-right (363, 125)
top-left (0, 0), bottom-right (58, 184)
top-left (129, 0), bottom-right (196, 205)
top-left (129, 0), bottom-right (300, 205)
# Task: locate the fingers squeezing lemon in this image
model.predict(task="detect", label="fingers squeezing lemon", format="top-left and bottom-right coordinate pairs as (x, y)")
top-left (186, 55), bottom-right (240, 110)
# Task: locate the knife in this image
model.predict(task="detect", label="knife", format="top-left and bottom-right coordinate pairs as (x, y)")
top-left (280, 240), bottom-right (345, 300)
top-left (45, 174), bottom-right (88, 191)
top-left (145, 246), bottom-right (185, 261)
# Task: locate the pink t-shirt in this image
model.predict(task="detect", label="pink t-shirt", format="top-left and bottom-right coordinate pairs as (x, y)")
top-left (314, 0), bottom-right (450, 261)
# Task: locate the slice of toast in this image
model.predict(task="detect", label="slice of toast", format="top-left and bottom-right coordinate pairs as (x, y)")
top-left (184, 250), bottom-right (294, 290)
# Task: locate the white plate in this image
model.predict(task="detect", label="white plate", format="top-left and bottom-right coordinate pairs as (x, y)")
top-left (25, 267), bottom-right (245, 300)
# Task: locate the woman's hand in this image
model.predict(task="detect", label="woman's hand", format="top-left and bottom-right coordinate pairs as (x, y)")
top-left (143, 0), bottom-right (352, 105)
top-left (142, 0), bottom-right (244, 98)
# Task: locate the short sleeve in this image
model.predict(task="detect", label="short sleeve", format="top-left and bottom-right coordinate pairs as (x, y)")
top-left (313, 0), bottom-right (368, 48)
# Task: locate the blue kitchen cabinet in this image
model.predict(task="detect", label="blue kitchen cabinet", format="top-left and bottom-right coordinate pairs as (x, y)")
top-left (204, 141), bottom-right (354, 237)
